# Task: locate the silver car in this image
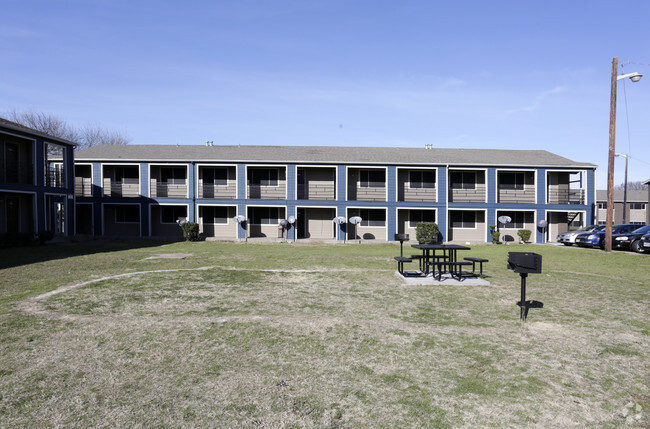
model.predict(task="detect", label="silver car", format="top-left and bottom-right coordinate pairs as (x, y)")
top-left (557, 225), bottom-right (601, 246)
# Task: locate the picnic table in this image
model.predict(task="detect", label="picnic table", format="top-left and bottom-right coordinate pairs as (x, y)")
top-left (411, 243), bottom-right (472, 280)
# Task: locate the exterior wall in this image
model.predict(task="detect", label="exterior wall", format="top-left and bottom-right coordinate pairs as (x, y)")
top-left (497, 171), bottom-right (535, 203)
top-left (198, 205), bottom-right (237, 239)
top-left (396, 208), bottom-right (436, 236)
top-left (150, 205), bottom-right (186, 238)
top-left (198, 165), bottom-right (237, 199)
top-left (397, 169), bottom-right (437, 202)
top-left (247, 167), bottom-right (287, 199)
top-left (299, 207), bottom-right (336, 239)
top-left (1, 124), bottom-right (76, 237)
top-left (103, 204), bottom-right (141, 236)
top-left (495, 211), bottom-right (535, 243)
top-left (449, 170), bottom-right (486, 203)
top-left (448, 210), bottom-right (486, 242)
top-left (298, 168), bottom-right (335, 200)
top-left (347, 168), bottom-right (386, 201)
top-left (71, 153), bottom-right (596, 244)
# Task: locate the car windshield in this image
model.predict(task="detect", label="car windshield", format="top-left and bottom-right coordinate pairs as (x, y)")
top-left (613, 225), bottom-right (635, 233)
top-left (592, 225), bottom-right (606, 232)
top-left (632, 225), bottom-right (650, 234)
top-left (577, 225), bottom-right (596, 232)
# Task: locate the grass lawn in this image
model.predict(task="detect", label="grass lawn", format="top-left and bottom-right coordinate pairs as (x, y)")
top-left (0, 240), bottom-right (648, 428)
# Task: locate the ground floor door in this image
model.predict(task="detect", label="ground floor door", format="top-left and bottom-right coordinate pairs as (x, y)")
top-left (297, 208), bottom-right (336, 239)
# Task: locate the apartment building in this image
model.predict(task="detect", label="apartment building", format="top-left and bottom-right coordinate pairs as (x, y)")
top-left (72, 144), bottom-right (597, 243)
top-left (0, 118), bottom-right (77, 238)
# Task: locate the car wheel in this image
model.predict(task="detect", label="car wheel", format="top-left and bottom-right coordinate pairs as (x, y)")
top-left (631, 240), bottom-right (645, 254)
top-left (563, 243), bottom-right (572, 246)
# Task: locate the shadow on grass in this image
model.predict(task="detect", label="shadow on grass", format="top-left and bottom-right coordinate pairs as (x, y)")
top-left (0, 238), bottom-right (176, 270)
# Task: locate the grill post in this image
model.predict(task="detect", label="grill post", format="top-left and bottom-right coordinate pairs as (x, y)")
top-left (519, 273), bottom-right (528, 322)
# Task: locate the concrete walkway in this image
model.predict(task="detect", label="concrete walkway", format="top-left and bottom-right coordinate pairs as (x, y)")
top-left (395, 271), bottom-right (491, 286)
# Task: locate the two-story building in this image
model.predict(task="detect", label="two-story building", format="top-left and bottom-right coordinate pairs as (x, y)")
top-left (0, 118), bottom-right (76, 238)
top-left (595, 189), bottom-right (648, 225)
top-left (72, 144), bottom-right (596, 243)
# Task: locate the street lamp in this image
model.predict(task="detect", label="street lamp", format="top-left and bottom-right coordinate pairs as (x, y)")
top-left (615, 153), bottom-right (629, 224)
top-left (605, 57), bottom-right (642, 252)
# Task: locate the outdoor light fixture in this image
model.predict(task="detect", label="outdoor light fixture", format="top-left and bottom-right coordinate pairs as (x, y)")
top-left (617, 72), bottom-right (643, 82)
top-left (606, 57), bottom-right (642, 252)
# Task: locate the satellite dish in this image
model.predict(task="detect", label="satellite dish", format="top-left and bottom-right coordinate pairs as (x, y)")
top-left (538, 220), bottom-right (548, 228)
top-left (498, 216), bottom-right (511, 224)
top-left (349, 216), bottom-right (362, 225)
top-left (233, 215), bottom-right (246, 223)
top-left (332, 216), bottom-right (346, 225)
top-left (280, 219), bottom-right (289, 227)
top-left (288, 216), bottom-right (296, 224)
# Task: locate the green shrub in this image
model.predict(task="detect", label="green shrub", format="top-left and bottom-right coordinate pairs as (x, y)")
top-left (415, 223), bottom-right (440, 244)
top-left (491, 230), bottom-right (501, 243)
top-left (38, 230), bottom-right (55, 245)
top-left (180, 222), bottom-right (200, 241)
top-left (517, 229), bottom-right (532, 243)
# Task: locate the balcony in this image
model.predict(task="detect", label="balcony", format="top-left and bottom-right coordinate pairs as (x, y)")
top-left (398, 169), bottom-right (436, 202)
top-left (198, 166), bottom-right (236, 199)
top-left (297, 167), bottom-right (336, 200)
top-left (448, 170), bottom-right (486, 203)
top-left (497, 171), bottom-right (535, 204)
top-left (247, 167), bottom-right (286, 200)
top-left (348, 168), bottom-right (386, 201)
top-left (547, 172), bottom-right (585, 205)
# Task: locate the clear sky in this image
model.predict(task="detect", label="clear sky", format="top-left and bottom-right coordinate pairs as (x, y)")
top-left (2, 0), bottom-right (649, 188)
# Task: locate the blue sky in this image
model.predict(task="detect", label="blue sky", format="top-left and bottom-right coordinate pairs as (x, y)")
top-left (2, 0), bottom-right (649, 188)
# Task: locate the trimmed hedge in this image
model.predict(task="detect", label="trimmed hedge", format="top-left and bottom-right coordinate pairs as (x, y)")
top-left (415, 223), bottom-right (440, 244)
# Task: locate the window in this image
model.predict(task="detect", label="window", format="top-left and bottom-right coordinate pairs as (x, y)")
top-left (598, 202), bottom-right (607, 209)
top-left (408, 210), bottom-right (435, 228)
top-left (359, 170), bottom-right (385, 188)
top-left (115, 205), bottom-right (139, 223)
top-left (359, 209), bottom-right (385, 227)
top-left (114, 167), bottom-right (138, 184)
top-left (499, 172), bottom-right (525, 190)
top-left (201, 206), bottom-right (229, 224)
top-left (202, 168), bottom-right (228, 186)
top-left (160, 167), bottom-right (186, 184)
top-left (409, 171), bottom-right (435, 189)
top-left (451, 211), bottom-right (476, 228)
top-left (249, 169), bottom-right (278, 186)
top-left (499, 212), bottom-right (525, 229)
top-left (630, 203), bottom-right (646, 210)
top-left (251, 207), bottom-right (281, 225)
top-left (5, 143), bottom-right (19, 183)
top-left (161, 206), bottom-right (187, 224)
top-left (450, 172), bottom-right (476, 190)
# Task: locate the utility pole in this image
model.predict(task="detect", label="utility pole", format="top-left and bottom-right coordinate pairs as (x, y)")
top-left (606, 57), bottom-right (618, 253)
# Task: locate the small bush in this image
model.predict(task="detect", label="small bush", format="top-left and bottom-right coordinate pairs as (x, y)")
top-left (491, 230), bottom-right (501, 243)
top-left (415, 223), bottom-right (440, 244)
top-left (38, 230), bottom-right (55, 245)
top-left (517, 229), bottom-right (532, 243)
top-left (180, 222), bottom-right (200, 241)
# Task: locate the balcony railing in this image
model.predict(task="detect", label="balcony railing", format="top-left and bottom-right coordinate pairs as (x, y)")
top-left (548, 189), bottom-right (585, 205)
top-left (75, 177), bottom-right (92, 197)
top-left (46, 167), bottom-right (65, 188)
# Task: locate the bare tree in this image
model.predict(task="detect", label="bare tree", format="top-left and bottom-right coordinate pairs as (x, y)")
top-left (615, 180), bottom-right (648, 191)
top-left (7, 109), bottom-right (130, 149)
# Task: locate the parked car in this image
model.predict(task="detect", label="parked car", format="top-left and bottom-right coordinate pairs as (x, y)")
top-left (612, 224), bottom-right (650, 252)
top-left (574, 225), bottom-right (605, 247)
top-left (579, 224), bottom-right (639, 249)
top-left (640, 232), bottom-right (650, 253)
top-left (557, 225), bottom-right (601, 246)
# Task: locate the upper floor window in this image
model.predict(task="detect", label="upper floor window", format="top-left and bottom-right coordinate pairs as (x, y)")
top-left (450, 172), bottom-right (476, 190)
top-left (409, 171), bottom-right (435, 189)
top-left (202, 168), bottom-right (228, 185)
top-left (249, 169), bottom-right (278, 186)
top-left (114, 167), bottom-right (139, 184)
top-left (359, 170), bottom-right (385, 188)
top-left (160, 167), bottom-right (186, 184)
top-left (499, 172), bottom-right (525, 190)
top-left (630, 203), bottom-right (646, 210)
top-left (598, 202), bottom-right (607, 210)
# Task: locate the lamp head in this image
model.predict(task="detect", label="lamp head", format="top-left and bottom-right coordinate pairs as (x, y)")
top-left (630, 74), bottom-right (642, 82)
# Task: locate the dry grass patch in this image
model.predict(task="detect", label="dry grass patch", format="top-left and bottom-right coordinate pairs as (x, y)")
top-left (0, 242), bottom-right (648, 427)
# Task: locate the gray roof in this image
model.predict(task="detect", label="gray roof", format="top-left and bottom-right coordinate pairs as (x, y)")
top-left (0, 117), bottom-right (78, 146)
top-left (75, 144), bottom-right (596, 168)
top-left (596, 189), bottom-right (648, 203)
